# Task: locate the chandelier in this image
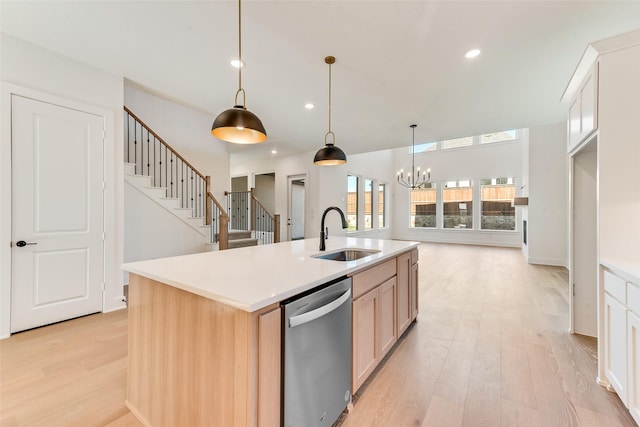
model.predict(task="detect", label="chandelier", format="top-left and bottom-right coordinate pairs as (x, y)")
top-left (397, 124), bottom-right (431, 189)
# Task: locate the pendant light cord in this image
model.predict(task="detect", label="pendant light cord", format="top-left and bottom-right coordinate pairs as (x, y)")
top-left (328, 60), bottom-right (332, 134)
top-left (233, 0), bottom-right (247, 107)
top-left (412, 125), bottom-right (415, 185)
top-left (238, 0), bottom-right (242, 92)
top-left (324, 56), bottom-right (336, 146)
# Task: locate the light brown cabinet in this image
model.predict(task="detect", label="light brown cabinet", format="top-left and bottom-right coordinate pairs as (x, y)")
top-left (410, 256), bottom-right (419, 321)
top-left (352, 276), bottom-right (397, 393)
top-left (351, 250), bottom-right (419, 394)
top-left (397, 249), bottom-right (419, 337)
top-left (126, 274), bottom-right (281, 427)
top-left (396, 252), bottom-right (412, 336)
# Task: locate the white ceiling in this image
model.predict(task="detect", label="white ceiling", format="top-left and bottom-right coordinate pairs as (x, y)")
top-left (2, 1), bottom-right (640, 159)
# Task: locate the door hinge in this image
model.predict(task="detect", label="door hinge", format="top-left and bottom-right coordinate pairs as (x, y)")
top-left (573, 283), bottom-right (576, 296)
top-left (102, 233), bottom-right (106, 240)
top-left (102, 283), bottom-right (106, 291)
top-left (102, 182), bottom-right (106, 190)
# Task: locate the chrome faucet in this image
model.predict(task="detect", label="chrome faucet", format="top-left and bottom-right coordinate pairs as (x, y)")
top-left (319, 206), bottom-right (348, 251)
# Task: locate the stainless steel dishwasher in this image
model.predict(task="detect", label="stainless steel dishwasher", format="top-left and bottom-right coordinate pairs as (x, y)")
top-left (282, 276), bottom-right (352, 427)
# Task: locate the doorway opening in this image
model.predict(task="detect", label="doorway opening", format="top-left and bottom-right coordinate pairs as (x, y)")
top-left (288, 175), bottom-right (306, 241)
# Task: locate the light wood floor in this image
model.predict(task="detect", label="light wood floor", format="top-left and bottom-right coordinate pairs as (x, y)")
top-left (1, 243), bottom-right (636, 426)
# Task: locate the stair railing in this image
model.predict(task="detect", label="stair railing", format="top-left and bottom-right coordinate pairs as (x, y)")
top-left (124, 106), bottom-right (229, 248)
top-left (225, 189), bottom-right (280, 245)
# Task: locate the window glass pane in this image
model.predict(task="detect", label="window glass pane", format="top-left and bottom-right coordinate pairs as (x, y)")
top-left (441, 136), bottom-right (473, 149)
top-left (410, 182), bottom-right (437, 228)
top-left (378, 184), bottom-right (386, 228)
top-left (443, 180), bottom-right (473, 229)
top-left (364, 179), bottom-right (373, 230)
top-left (347, 175), bottom-right (358, 231)
top-left (480, 130), bottom-right (517, 144)
top-left (481, 177), bottom-right (516, 230)
top-left (412, 142), bottom-right (437, 153)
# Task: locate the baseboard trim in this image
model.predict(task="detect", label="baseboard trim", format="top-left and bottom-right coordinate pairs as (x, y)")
top-left (527, 257), bottom-right (568, 268)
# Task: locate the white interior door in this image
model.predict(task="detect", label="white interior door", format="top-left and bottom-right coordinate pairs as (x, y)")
top-left (11, 95), bottom-right (104, 333)
top-left (288, 175), bottom-right (305, 241)
top-left (571, 142), bottom-right (598, 337)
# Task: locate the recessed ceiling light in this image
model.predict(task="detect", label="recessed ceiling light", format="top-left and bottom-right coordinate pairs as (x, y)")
top-left (230, 59), bottom-right (244, 68)
top-left (305, 103), bottom-right (314, 110)
top-left (465, 49), bottom-right (481, 59)
top-left (271, 149), bottom-right (277, 154)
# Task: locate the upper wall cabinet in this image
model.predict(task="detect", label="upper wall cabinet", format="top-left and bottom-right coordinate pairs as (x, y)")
top-left (567, 64), bottom-right (598, 152)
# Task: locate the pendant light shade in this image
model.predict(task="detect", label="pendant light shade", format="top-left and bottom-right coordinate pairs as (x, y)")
top-left (313, 142), bottom-right (347, 165)
top-left (314, 56), bottom-right (347, 165)
top-left (211, 0), bottom-right (266, 144)
top-left (211, 102), bottom-right (267, 144)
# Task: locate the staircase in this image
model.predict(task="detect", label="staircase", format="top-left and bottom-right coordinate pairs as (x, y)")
top-left (123, 106), bottom-right (279, 251)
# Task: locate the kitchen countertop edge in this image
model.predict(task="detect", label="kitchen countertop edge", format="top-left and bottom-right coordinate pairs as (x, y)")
top-left (123, 237), bottom-right (420, 312)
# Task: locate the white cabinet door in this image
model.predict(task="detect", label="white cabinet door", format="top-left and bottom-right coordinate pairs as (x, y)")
top-left (605, 293), bottom-right (628, 403)
top-left (628, 311), bottom-right (640, 424)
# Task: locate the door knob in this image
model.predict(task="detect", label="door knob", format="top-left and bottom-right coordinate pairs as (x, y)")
top-left (15, 240), bottom-right (37, 247)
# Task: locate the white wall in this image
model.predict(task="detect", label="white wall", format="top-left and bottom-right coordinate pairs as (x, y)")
top-left (520, 129), bottom-right (530, 259)
top-left (527, 123), bottom-right (569, 266)
top-left (392, 139), bottom-right (523, 247)
top-left (598, 44), bottom-right (640, 267)
top-left (124, 183), bottom-right (209, 266)
top-left (0, 34), bottom-right (125, 337)
top-left (123, 84), bottom-right (230, 205)
top-left (255, 174), bottom-right (276, 214)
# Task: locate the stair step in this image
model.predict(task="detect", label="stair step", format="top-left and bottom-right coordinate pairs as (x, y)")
top-left (125, 174), bottom-right (152, 187)
top-left (124, 162), bottom-right (137, 175)
top-left (228, 230), bottom-right (252, 240)
top-left (227, 238), bottom-right (259, 249)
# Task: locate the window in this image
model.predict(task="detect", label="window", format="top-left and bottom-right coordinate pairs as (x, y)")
top-left (378, 183), bottom-right (386, 228)
top-left (410, 183), bottom-right (437, 228)
top-left (481, 177), bottom-right (516, 230)
top-left (480, 130), bottom-right (517, 144)
top-left (347, 175), bottom-right (358, 231)
top-left (412, 142), bottom-right (437, 153)
top-left (443, 180), bottom-right (473, 229)
top-left (441, 136), bottom-right (473, 149)
top-left (364, 179), bottom-right (373, 230)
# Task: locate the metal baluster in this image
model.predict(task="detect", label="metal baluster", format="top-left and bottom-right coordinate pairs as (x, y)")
top-left (146, 130), bottom-right (150, 177)
top-left (190, 170), bottom-right (194, 214)
top-left (153, 135), bottom-right (157, 187)
top-left (126, 113), bottom-right (130, 163)
top-left (134, 121), bottom-right (138, 174)
top-left (170, 153), bottom-right (174, 198)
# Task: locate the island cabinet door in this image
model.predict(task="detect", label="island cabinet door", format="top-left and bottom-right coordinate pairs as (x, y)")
top-left (396, 252), bottom-right (412, 337)
top-left (353, 287), bottom-right (378, 393)
top-left (378, 277), bottom-right (397, 358)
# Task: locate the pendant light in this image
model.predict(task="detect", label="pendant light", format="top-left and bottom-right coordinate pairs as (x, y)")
top-left (397, 124), bottom-right (431, 189)
top-left (211, 0), bottom-right (267, 144)
top-left (313, 56), bottom-right (347, 165)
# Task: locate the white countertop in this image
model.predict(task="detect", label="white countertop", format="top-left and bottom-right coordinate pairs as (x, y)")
top-left (601, 258), bottom-right (640, 284)
top-left (122, 237), bottom-right (419, 312)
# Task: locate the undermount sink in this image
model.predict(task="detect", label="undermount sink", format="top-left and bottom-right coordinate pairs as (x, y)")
top-left (311, 248), bottom-right (381, 261)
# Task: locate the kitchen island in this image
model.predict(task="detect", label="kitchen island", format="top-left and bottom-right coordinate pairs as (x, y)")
top-left (122, 237), bottom-right (419, 426)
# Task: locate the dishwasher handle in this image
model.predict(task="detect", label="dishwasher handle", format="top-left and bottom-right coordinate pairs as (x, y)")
top-left (289, 288), bottom-right (351, 328)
